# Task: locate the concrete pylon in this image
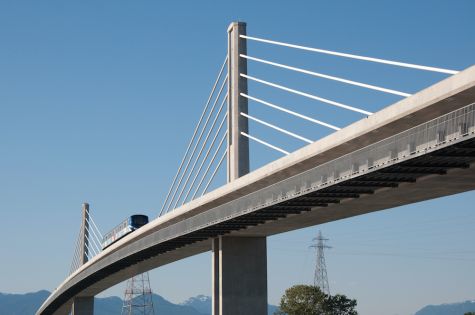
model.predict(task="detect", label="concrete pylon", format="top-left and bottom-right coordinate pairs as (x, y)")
top-left (226, 21), bottom-right (249, 182)
top-left (71, 297), bottom-right (94, 315)
top-left (72, 203), bottom-right (94, 314)
top-left (212, 236), bottom-right (267, 315)
top-left (211, 22), bottom-right (268, 315)
top-left (81, 202), bottom-right (90, 265)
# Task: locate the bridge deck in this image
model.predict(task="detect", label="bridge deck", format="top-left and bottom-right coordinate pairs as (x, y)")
top-left (38, 65), bottom-right (475, 315)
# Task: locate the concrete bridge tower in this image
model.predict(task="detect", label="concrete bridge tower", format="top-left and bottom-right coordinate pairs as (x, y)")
top-left (71, 203), bottom-right (94, 314)
top-left (211, 21), bottom-right (268, 315)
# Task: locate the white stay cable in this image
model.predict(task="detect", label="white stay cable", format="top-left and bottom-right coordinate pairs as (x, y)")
top-left (70, 255), bottom-right (77, 274)
top-left (201, 149), bottom-right (228, 196)
top-left (165, 76), bottom-right (228, 214)
top-left (70, 229), bottom-right (82, 273)
top-left (241, 35), bottom-right (459, 75)
top-left (173, 94), bottom-right (228, 209)
top-left (87, 235), bottom-right (100, 258)
top-left (159, 56), bottom-right (228, 216)
top-left (83, 225), bottom-right (101, 255)
top-left (72, 227), bottom-right (81, 260)
top-left (82, 233), bottom-right (97, 258)
top-left (84, 224), bottom-right (101, 255)
top-left (241, 131), bottom-right (290, 155)
top-left (192, 131), bottom-right (228, 200)
top-left (241, 112), bottom-right (313, 144)
top-left (182, 113), bottom-right (228, 204)
top-left (84, 207), bottom-right (103, 240)
top-left (88, 213), bottom-right (103, 238)
top-left (241, 54), bottom-right (411, 97)
top-left (84, 216), bottom-right (103, 251)
top-left (76, 222), bottom-right (87, 262)
top-left (73, 220), bottom-right (86, 264)
top-left (241, 93), bottom-right (341, 131)
top-left (242, 74), bottom-right (373, 116)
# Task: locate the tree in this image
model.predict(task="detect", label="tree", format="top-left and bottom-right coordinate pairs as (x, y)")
top-left (275, 285), bottom-right (358, 315)
top-left (323, 294), bottom-right (358, 315)
top-left (275, 285), bottom-right (326, 315)
top-left (464, 313), bottom-right (475, 315)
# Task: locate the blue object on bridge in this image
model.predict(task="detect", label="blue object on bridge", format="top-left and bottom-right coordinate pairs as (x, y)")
top-left (101, 215), bottom-right (149, 249)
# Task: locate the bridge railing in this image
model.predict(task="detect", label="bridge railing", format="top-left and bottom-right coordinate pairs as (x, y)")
top-left (312, 103), bottom-right (475, 184)
top-left (159, 24), bottom-right (461, 217)
top-left (145, 101), bottom-right (475, 246)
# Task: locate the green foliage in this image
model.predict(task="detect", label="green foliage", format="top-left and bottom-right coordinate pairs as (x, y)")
top-left (275, 285), bottom-right (326, 315)
top-left (464, 312), bottom-right (475, 315)
top-left (323, 294), bottom-right (358, 315)
top-left (275, 285), bottom-right (358, 315)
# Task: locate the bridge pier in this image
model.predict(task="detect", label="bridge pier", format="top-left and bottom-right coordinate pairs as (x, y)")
top-left (212, 236), bottom-right (268, 315)
top-left (213, 21), bottom-right (268, 315)
top-left (71, 204), bottom-right (95, 315)
top-left (71, 297), bottom-right (94, 315)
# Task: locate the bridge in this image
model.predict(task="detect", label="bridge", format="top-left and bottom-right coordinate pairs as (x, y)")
top-left (37, 22), bottom-right (475, 315)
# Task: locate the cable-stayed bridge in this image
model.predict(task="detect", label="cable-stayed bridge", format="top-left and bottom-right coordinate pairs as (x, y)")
top-left (37, 22), bottom-right (475, 315)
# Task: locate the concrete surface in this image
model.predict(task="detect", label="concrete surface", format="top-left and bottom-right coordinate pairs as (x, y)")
top-left (71, 297), bottom-right (93, 315)
top-left (213, 236), bottom-right (267, 315)
top-left (37, 65), bottom-right (475, 315)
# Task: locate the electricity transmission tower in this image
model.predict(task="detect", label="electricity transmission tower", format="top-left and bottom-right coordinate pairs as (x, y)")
top-left (121, 272), bottom-right (156, 315)
top-left (310, 230), bottom-right (331, 295)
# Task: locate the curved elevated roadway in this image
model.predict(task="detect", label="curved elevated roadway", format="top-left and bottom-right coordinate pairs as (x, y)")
top-left (38, 66), bottom-right (475, 315)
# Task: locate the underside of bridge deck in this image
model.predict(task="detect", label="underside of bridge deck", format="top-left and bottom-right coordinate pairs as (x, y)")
top-left (37, 20), bottom-right (475, 315)
top-left (39, 134), bottom-right (475, 315)
top-left (187, 137), bottom-right (475, 237)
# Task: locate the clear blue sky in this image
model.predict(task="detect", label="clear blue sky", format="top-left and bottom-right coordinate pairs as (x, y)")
top-left (1, 1), bottom-right (474, 315)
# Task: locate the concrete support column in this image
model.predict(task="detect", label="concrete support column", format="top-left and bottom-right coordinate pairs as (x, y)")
top-left (212, 238), bottom-right (220, 315)
top-left (72, 203), bottom-right (94, 314)
top-left (227, 21), bottom-right (249, 182)
top-left (212, 236), bottom-right (268, 315)
top-left (211, 21), bottom-right (267, 315)
top-left (81, 202), bottom-right (90, 265)
top-left (71, 297), bottom-right (94, 315)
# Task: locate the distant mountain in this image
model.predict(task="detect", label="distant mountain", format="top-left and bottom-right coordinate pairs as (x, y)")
top-left (181, 295), bottom-right (279, 315)
top-left (268, 304), bottom-right (280, 315)
top-left (93, 295), bottom-right (122, 315)
top-left (182, 295), bottom-right (212, 314)
top-left (0, 291), bottom-right (279, 315)
top-left (149, 294), bottom-right (205, 315)
top-left (0, 291), bottom-right (205, 315)
top-left (414, 300), bottom-right (475, 315)
top-left (0, 290), bottom-right (50, 315)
